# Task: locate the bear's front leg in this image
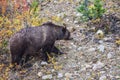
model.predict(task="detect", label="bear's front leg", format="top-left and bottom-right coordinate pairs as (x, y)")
top-left (51, 46), bottom-right (64, 55)
top-left (42, 43), bottom-right (54, 62)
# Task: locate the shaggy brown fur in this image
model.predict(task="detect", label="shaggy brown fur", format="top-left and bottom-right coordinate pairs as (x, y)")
top-left (9, 22), bottom-right (70, 66)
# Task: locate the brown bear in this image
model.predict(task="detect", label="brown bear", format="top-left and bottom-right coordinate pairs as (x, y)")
top-left (9, 22), bottom-right (71, 66)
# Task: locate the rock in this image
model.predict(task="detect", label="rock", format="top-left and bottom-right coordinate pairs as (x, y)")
top-left (66, 19), bottom-right (69, 22)
top-left (51, 69), bottom-right (55, 72)
top-left (57, 73), bottom-right (63, 78)
top-left (57, 13), bottom-right (66, 19)
top-left (85, 64), bottom-right (92, 69)
top-left (96, 30), bottom-right (104, 39)
top-left (77, 47), bottom-right (82, 51)
top-left (80, 67), bottom-right (86, 72)
top-left (73, 71), bottom-right (79, 76)
top-left (74, 20), bottom-right (78, 24)
top-left (92, 58), bottom-right (98, 63)
top-left (107, 52), bottom-right (114, 59)
top-left (41, 61), bottom-right (48, 65)
top-left (88, 48), bottom-right (96, 52)
top-left (65, 73), bottom-right (72, 78)
top-left (98, 40), bottom-right (103, 44)
top-left (70, 42), bottom-right (77, 49)
top-left (79, 28), bottom-right (85, 33)
top-left (100, 71), bottom-right (106, 74)
top-left (37, 72), bottom-right (43, 77)
top-left (98, 45), bottom-right (105, 52)
top-left (92, 61), bottom-right (105, 70)
top-left (99, 75), bottom-right (106, 80)
top-left (33, 62), bottom-right (39, 69)
top-left (76, 13), bottom-right (82, 17)
top-left (42, 74), bottom-right (52, 79)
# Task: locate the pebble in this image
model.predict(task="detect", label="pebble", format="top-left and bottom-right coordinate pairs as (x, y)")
top-left (51, 69), bottom-right (55, 72)
top-left (107, 52), bottom-right (114, 59)
top-left (88, 48), bottom-right (96, 52)
top-left (73, 71), bottom-right (79, 76)
top-left (70, 42), bottom-right (77, 49)
top-left (100, 71), bottom-right (106, 74)
top-left (57, 13), bottom-right (66, 18)
top-left (41, 61), bottom-right (48, 65)
top-left (92, 61), bottom-right (105, 70)
top-left (85, 64), bottom-right (92, 69)
top-left (98, 40), bottom-right (104, 44)
top-left (76, 13), bottom-right (82, 17)
top-left (33, 62), bottom-right (39, 69)
top-left (74, 20), bottom-right (78, 24)
top-left (65, 73), bottom-right (72, 78)
top-left (99, 75), bottom-right (107, 80)
top-left (98, 45), bottom-right (105, 52)
top-left (77, 47), bottom-right (82, 51)
top-left (37, 72), bottom-right (43, 77)
top-left (57, 73), bottom-right (63, 78)
top-left (66, 19), bottom-right (69, 22)
top-left (42, 74), bottom-right (52, 79)
top-left (96, 30), bottom-right (104, 39)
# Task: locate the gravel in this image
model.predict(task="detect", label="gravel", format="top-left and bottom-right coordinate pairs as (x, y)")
top-left (1, 0), bottom-right (120, 80)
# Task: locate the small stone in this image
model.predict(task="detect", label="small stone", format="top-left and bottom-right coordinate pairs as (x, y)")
top-left (98, 45), bottom-right (105, 52)
top-left (70, 43), bottom-right (77, 49)
top-left (73, 44), bottom-right (77, 49)
top-left (37, 72), bottom-right (43, 77)
top-left (92, 58), bottom-right (98, 63)
top-left (76, 13), bottom-right (82, 17)
top-left (74, 20), bottom-right (78, 24)
top-left (80, 67), bottom-right (86, 71)
top-left (115, 76), bottom-right (120, 79)
top-left (98, 40), bottom-right (103, 44)
top-left (76, 25), bottom-right (80, 28)
top-left (42, 74), bottom-right (52, 79)
top-left (119, 47), bottom-right (120, 51)
top-left (66, 19), bottom-right (69, 22)
top-left (96, 30), bottom-right (104, 39)
top-left (100, 71), bottom-right (106, 74)
top-left (77, 47), bottom-right (82, 51)
top-left (74, 71), bottom-right (79, 76)
top-left (99, 75), bottom-right (106, 80)
top-left (57, 13), bottom-right (65, 18)
top-left (85, 64), bottom-right (92, 69)
top-left (65, 73), bottom-right (72, 78)
top-left (88, 48), bottom-right (96, 52)
top-left (93, 61), bottom-right (105, 70)
top-left (107, 52), bottom-right (114, 59)
top-left (57, 73), bottom-right (63, 78)
top-left (51, 69), bottom-right (55, 72)
top-left (41, 61), bottom-right (48, 65)
top-left (64, 55), bottom-right (67, 59)
top-left (53, 1), bottom-right (57, 3)
top-left (70, 42), bottom-right (74, 45)
top-left (33, 62), bottom-right (39, 69)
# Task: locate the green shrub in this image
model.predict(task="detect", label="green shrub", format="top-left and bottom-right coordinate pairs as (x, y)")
top-left (77, 0), bottom-right (106, 21)
top-left (30, 0), bottom-right (39, 15)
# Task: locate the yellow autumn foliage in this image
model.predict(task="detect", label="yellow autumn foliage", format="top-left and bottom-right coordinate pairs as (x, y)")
top-left (115, 39), bottom-right (120, 45)
top-left (0, 1), bottom-right (44, 51)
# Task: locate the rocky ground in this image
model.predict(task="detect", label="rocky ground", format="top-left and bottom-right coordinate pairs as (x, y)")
top-left (0, 0), bottom-right (120, 80)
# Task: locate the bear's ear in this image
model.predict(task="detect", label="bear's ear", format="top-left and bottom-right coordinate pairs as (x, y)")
top-left (62, 27), bottom-right (66, 34)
